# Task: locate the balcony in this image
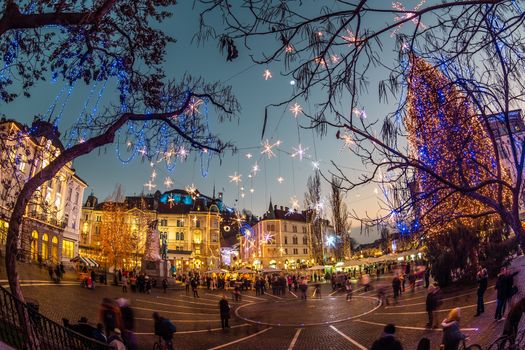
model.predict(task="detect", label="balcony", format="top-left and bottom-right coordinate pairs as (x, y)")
top-left (27, 211), bottom-right (67, 229)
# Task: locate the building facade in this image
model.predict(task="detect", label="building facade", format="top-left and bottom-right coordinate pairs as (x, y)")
top-left (80, 189), bottom-right (224, 272)
top-left (241, 203), bottom-right (313, 270)
top-left (0, 119), bottom-right (87, 264)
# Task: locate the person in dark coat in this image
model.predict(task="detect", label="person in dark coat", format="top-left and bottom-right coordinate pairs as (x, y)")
top-left (426, 284), bottom-right (440, 328)
top-left (475, 266), bottom-right (488, 316)
top-left (495, 268), bottom-right (508, 320)
top-left (502, 297), bottom-right (525, 340)
top-left (441, 308), bottom-right (466, 350)
top-left (504, 269), bottom-right (519, 315)
top-left (424, 267), bottom-right (431, 288)
top-left (219, 295), bottom-right (230, 329)
top-left (370, 323), bottom-right (404, 350)
top-left (392, 275), bottom-right (401, 304)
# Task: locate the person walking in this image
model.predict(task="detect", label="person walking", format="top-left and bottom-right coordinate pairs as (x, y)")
top-left (219, 295), bottom-right (230, 329)
top-left (185, 276), bottom-right (190, 296)
top-left (495, 267), bottom-right (508, 320)
top-left (425, 284), bottom-right (439, 328)
top-left (475, 266), bottom-right (488, 316)
top-left (153, 312), bottom-right (176, 350)
top-left (121, 275), bottom-right (128, 293)
top-left (424, 267), bottom-right (431, 288)
top-left (191, 278), bottom-right (199, 298)
top-left (345, 279), bottom-right (353, 301)
top-left (504, 268), bottom-right (519, 315)
top-left (370, 323), bottom-right (404, 350)
top-left (392, 275), bottom-right (401, 304)
top-left (162, 278), bottom-right (168, 293)
top-left (300, 277), bottom-right (308, 300)
top-left (502, 297), bottom-right (525, 341)
top-left (441, 308), bottom-right (466, 350)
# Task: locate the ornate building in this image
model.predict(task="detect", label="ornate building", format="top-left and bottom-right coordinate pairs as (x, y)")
top-left (0, 118), bottom-right (87, 264)
top-left (80, 189), bottom-right (227, 272)
top-left (240, 202), bottom-right (313, 270)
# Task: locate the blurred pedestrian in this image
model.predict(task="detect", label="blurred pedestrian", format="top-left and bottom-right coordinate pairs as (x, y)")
top-left (475, 266), bottom-right (487, 316)
top-left (416, 337), bottom-right (430, 350)
top-left (502, 297), bottom-right (525, 341)
top-left (392, 275), bottom-right (401, 304)
top-left (441, 308), bottom-right (466, 350)
top-left (370, 323), bottom-right (404, 350)
top-left (107, 328), bottom-right (126, 350)
top-left (345, 279), bottom-right (353, 301)
top-left (219, 295), bottom-right (230, 329)
top-left (495, 267), bottom-right (508, 320)
top-left (121, 275), bottom-right (128, 293)
top-left (99, 298), bottom-right (121, 336)
top-left (426, 283), bottom-right (440, 328)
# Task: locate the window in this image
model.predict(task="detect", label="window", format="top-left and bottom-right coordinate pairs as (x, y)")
top-left (284, 223), bottom-right (287, 232)
top-left (195, 219), bottom-right (201, 228)
top-left (284, 236), bottom-right (288, 245)
top-left (292, 236), bottom-right (298, 245)
top-left (211, 233), bottom-right (218, 242)
top-left (303, 236), bottom-right (308, 245)
top-left (67, 188), bottom-right (72, 202)
top-left (302, 227), bottom-right (307, 234)
top-left (96, 215), bottom-right (101, 222)
top-left (195, 247), bottom-right (201, 255)
top-left (285, 248), bottom-right (288, 254)
top-left (160, 219), bottom-right (168, 226)
top-left (292, 225), bottom-right (297, 233)
top-left (212, 219), bottom-right (219, 229)
top-left (75, 191), bottom-right (79, 205)
top-left (176, 219), bottom-right (184, 227)
top-left (303, 248), bottom-right (308, 254)
top-left (267, 223), bottom-right (275, 231)
top-left (62, 240), bottom-right (74, 259)
top-left (84, 214), bottom-right (88, 221)
top-left (293, 248), bottom-right (298, 254)
top-left (94, 226), bottom-right (100, 235)
top-left (176, 232), bottom-right (180, 240)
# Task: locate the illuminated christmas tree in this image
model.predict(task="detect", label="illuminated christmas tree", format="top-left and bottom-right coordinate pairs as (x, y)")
top-left (405, 55), bottom-right (508, 234)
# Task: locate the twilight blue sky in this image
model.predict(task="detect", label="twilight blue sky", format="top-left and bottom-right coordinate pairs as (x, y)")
top-left (2, 1), bottom-right (416, 243)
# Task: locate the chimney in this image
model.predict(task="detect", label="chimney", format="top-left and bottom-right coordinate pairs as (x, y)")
top-left (274, 205), bottom-right (277, 210)
top-left (280, 206), bottom-right (284, 211)
top-left (285, 207), bottom-right (289, 212)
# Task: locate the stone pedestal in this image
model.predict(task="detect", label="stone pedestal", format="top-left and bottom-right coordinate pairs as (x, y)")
top-left (142, 259), bottom-right (171, 278)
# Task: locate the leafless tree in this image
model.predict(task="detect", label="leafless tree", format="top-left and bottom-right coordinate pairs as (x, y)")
top-left (199, 0), bottom-right (525, 250)
top-left (304, 170), bottom-right (323, 263)
top-left (329, 176), bottom-right (351, 260)
top-left (1, 0), bottom-right (239, 319)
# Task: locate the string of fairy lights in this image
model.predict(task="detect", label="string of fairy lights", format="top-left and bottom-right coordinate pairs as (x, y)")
top-left (4, 0), bottom-right (501, 238)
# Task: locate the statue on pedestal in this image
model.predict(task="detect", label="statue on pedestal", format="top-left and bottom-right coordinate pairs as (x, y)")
top-left (143, 219), bottom-right (161, 261)
top-left (142, 219), bottom-right (171, 278)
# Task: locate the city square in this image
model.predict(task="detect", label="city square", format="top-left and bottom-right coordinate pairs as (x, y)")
top-left (1, 1), bottom-right (525, 349)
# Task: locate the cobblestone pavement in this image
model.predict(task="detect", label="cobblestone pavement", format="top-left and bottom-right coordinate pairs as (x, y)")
top-left (1, 255), bottom-right (524, 349)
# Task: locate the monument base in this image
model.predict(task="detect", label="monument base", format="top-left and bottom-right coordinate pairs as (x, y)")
top-left (142, 260), bottom-right (171, 279)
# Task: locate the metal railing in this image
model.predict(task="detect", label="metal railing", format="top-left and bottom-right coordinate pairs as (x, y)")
top-left (0, 284), bottom-right (110, 350)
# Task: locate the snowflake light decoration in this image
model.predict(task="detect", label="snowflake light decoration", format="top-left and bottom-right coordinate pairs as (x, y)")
top-left (229, 171), bottom-right (242, 184)
top-left (391, 0), bottom-right (427, 37)
top-left (290, 103), bottom-right (303, 118)
top-left (261, 232), bottom-right (274, 244)
top-left (144, 180), bottom-right (156, 191)
top-left (339, 131), bottom-right (355, 151)
top-left (251, 162), bottom-right (260, 177)
top-left (164, 177), bottom-right (173, 188)
top-left (178, 146), bottom-right (188, 161)
top-left (263, 69), bottom-right (272, 80)
top-left (353, 107), bottom-right (367, 119)
top-left (277, 176), bottom-right (285, 184)
top-left (185, 183), bottom-right (198, 196)
top-left (185, 97), bottom-right (204, 115)
top-left (291, 144), bottom-right (309, 161)
top-left (342, 29), bottom-right (358, 44)
top-left (261, 139), bottom-right (281, 159)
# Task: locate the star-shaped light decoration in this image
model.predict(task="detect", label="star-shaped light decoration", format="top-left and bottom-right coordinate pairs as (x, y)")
top-left (391, 0), bottom-right (427, 37)
top-left (261, 232), bottom-right (274, 244)
top-left (342, 29), bottom-right (359, 45)
top-left (185, 183), bottom-right (197, 196)
top-left (167, 194), bottom-right (175, 207)
top-left (185, 97), bottom-right (203, 115)
top-left (353, 107), bottom-right (367, 119)
top-left (331, 54), bottom-right (340, 64)
top-left (245, 153), bottom-right (253, 159)
top-left (261, 139), bottom-right (281, 159)
top-left (287, 196), bottom-right (300, 216)
top-left (277, 176), bottom-right (285, 184)
top-left (178, 146), bottom-right (188, 161)
top-left (339, 131), bottom-right (355, 151)
top-left (251, 162), bottom-right (260, 177)
top-left (151, 169), bottom-right (157, 179)
top-left (290, 103), bottom-right (303, 118)
top-left (250, 188), bottom-right (255, 193)
top-left (291, 144), bottom-right (309, 161)
top-left (229, 171), bottom-right (242, 184)
top-left (285, 45), bottom-right (294, 53)
top-left (138, 147), bottom-right (147, 157)
top-left (164, 177), bottom-right (173, 188)
top-left (263, 69), bottom-right (272, 80)
top-left (312, 161), bottom-right (320, 170)
top-left (144, 180), bottom-right (156, 191)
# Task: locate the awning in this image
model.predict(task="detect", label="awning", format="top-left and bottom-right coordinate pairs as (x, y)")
top-left (70, 256), bottom-right (99, 267)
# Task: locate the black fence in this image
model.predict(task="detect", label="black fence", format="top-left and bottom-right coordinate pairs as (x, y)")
top-left (0, 284), bottom-right (110, 350)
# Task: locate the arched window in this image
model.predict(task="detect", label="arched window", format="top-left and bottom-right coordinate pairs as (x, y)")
top-left (180, 232), bottom-right (184, 241)
top-left (51, 236), bottom-right (59, 263)
top-left (292, 236), bottom-right (298, 245)
top-left (41, 234), bottom-right (49, 261)
top-left (176, 232), bottom-right (180, 240)
top-left (31, 231), bottom-right (39, 261)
